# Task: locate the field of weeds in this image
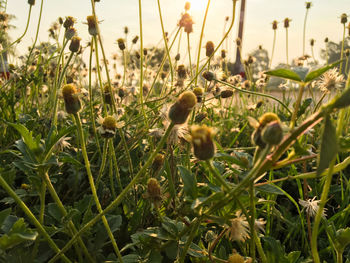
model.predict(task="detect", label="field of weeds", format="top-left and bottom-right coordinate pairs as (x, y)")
top-left (1, 0), bottom-right (350, 262)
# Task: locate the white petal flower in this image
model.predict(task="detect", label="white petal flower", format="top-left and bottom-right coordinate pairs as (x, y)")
top-left (299, 196), bottom-right (327, 218)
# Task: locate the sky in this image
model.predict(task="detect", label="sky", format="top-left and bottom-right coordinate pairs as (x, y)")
top-left (4, 0), bottom-right (350, 67)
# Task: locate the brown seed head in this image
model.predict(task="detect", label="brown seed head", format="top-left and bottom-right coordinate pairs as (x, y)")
top-left (87, 15), bottom-right (98, 36)
top-left (117, 38), bottom-right (126, 50)
top-left (205, 41), bottom-right (215, 57)
top-left (69, 36), bottom-right (81, 53)
top-left (63, 16), bottom-right (76, 29)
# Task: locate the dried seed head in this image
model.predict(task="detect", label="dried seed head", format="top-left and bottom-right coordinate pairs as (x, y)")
top-left (143, 48), bottom-right (148, 56)
top-left (205, 41), bottom-right (215, 57)
top-left (175, 53), bottom-right (181, 61)
top-left (179, 13), bottom-right (194, 33)
top-left (177, 64), bottom-right (187, 79)
top-left (58, 17), bottom-right (63, 25)
top-left (202, 71), bottom-right (215, 81)
top-left (242, 80), bottom-right (251, 90)
top-left (117, 38), bottom-right (126, 50)
top-left (190, 125), bottom-right (216, 160)
top-left (221, 50), bottom-right (226, 59)
top-left (220, 89), bottom-right (234, 98)
top-left (132, 35), bottom-right (139, 44)
top-left (69, 36), bottom-right (81, 53)
top-left (324, 37), bottom-right (329, 43)
top-left (346, 49), bottom-right (350, 57)
top-left (62, 84), bottom-right (81, 114)
top-left (305, 2), bottom-right (312, 9)
top-left (261, 120), bottom-right (283, 145)
top-left (124, 26), bottom-right (129, 34)
top-left (341, 13), bottom-right (348, 24)
top-left (86, 15), bottom-right (98, 36)
top-left (152, 153), bottom-right (164, 171)
top-left (272, 20), bottom-right (278, 30)
top-left (168, 91), bottom-right (197, 124)
top-left (63, 16), bottom-right (76, 29)
top-left (28, 0), bottom-right (35, 5)
top-left (310, 38), bottom-right (315, 46)
top-left (147, 178), bottom-right (161, 198)
top-left (65, 27), bottom-right (77, 40)
top-left (284, 18), bottom-right (291, 28)
top-left (184, 2), bottom-right (191, 11)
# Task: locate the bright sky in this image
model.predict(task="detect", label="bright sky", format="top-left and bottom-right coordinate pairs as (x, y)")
top-left (5, 0), bottom-right (350, 67)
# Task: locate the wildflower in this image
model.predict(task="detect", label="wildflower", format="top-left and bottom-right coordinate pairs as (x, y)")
top-left (62, 84), bottom-right (81, 114)
top-left (152, 153), bottom-right (164, 171)
top-left (251, 112), bottom-right (281, 148)
top-left (69, 36), bottom-right (81, 53)
top-left (272, 20), bottom-right (278, 30)
top-left (284, 18), bottom-right (291, 28)
top-left (168, 91), bottom-right (197, 124)
top-left (205, 41), bottom-right (215, 57)
top-left (299, 197), bottom-right (327, 218)
top-left (220, 89), bottom-right (234, 98)
top-left (86, 15), bottom-right (98, 36)
top-left (184, 2), bottom-right (191, 11)
top-left (193, 87), bottom-right (204, 102)
top-left (179, 13), bottom-right (194, 33)
top-left (97, 115), bottom-right (124, 138)
top-left (55, 136), bottom-right (71, 152)
top-left (255, 218), bottom-right (266, 234)
top-left (241, 80), bottom-right (251, 90)
top-left (341, 13), bottom-right (348, 24)
top-left (117, 38), bottom-right (126, 51)
top-left (318, 68), bottom-right (344, 92)
top-left (143, 178), bottom-right (162, 208)
top-left (189, 125), bottom-right (216, 160)
top-left (225, 210), bottom-right (250, 242)
top-left (132, 35), bottom-right (139, 44)
top-left (63, 16), bottom-right (76, 29)
top-left (177, 64), bottom-right (187, 79)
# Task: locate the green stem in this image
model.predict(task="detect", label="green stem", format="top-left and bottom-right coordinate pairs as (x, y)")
top-left (215, 79), bottom-right (292, 114)
top-left (179, 218), bottom-right (201, 263)
top-left (93, 36), bottom-right (107, 115)
top-left (49, 122), bottom-right (176, 263)
top-left (340, 24), bottom-right (346, 74)
top-left (269, 29), bottom-right (276, 68)
top-left (157, 0), bottom-right (174, 82)
top-left (249, 183), bottom-right (256, 261)
top-left (187, 33), bottom-right (193, 79)
top-left (73, 113), bottom-right (123, 263)
top-left (205, 160), bottom-right (230, 191)
top-left (195, 0), bottom-right (211, 86)
top-left (0, 175), bottom-right (71, 263)
top-left (290, 82), bottom-right (305, 129)
top-left (286, 28), bottom-right (289, 66)
top-left (303, 8), bottom-right (309, 55)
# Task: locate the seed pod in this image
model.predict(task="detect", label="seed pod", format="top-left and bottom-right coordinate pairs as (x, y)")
top-left (341, 13), bottom-right (348, 24)
top-left (63, 16), bottom-right (75, 29)
top-left (346, 49), bottom-right (350, 57)
top-left (310, 39), bottom-right (315, 46)
top-left (306, 2), bottom-right (312, 9)
top-left (190, 125), bottom-right (216, 160)
top-left (132, 35), bottom-right (139, 44)
top-left (193, 87), bottom-right (204, 102)
top-left (205, 41), bottom-right (215, 57)
top-left (86, 15), bottom-right (98, 36)
top-left (272, 20), bottom-right (278, 30)
top-left (261, 120), bottom-right (283, 145)
top-left (177, 65), bottom-right (187, 79)
top-left (202, 71), bottom-right (214, 81)
top-left (220, 89), bottom-right (234, 98)
top-left (168, 91), bottom-right (197, 124)
top-left (28, 0), bottom-right (35, 5)
top-left (69, 36), bottom-right (81, 53)
top-left (175, 53), bottom-right (181, 61)
top-left (62, 84), bottom-right (81, 114)
top-left (124, 26), bottom-right (129, 34)
top-left (135, 51), bottom-right (140, 59)
top-left (284, 18), bottom-right (290, 28)
top-left (117, 38), bottom-right (126, 51)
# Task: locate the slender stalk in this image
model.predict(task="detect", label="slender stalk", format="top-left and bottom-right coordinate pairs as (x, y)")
top-left (73, 113), bottom-right (123, 263)
top-left (157, 0), bottom-right (174, 82)
top-left (215, 79), bottom-right (292, 114)
top-left (187, 33), bottom-right (193, 79)
top-left (269, 29), bottom-right (276, 68)
top-left (290, 82), bottom-right (305, 129)
top-left (179, 218), bottom-right (201, 263)
top-left (340, 24), bottom-right (346, 74)
top-left (0, 175), bottom-right (71, 263)
top-left (286, 27), bottom-right (289, 66)
top-left (205, 160), bottom-right (230, 191)
top-left (303, 7), bottom-right (310, 55)
top-left (93, 36), bottom-right (107, 115)
top-left (195, 0), bottom-right (211, 86)
top-left (49, 122), bottom-right (175, 263)
top-left (249, 183), bottom-right (256, 261)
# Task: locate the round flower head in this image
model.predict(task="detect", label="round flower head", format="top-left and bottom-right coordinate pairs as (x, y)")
top-left (184, 2), bottom-right (191, 11)
top-left (261, 120), bottom-right (283, 145)
top-left (152, 153), bottom-right (165, 171)
top-left (177, 64), bottom-right (187, 79)
top-left (132, 35), bottom-right (139, 44)
top-left (189, 125), bottom-right (216, 160)
top-left (117, 38), bottom-right (126, 51)
top-left (63, 16), bottom-right (76, 29)
top-left (144, 178), bottom-right (162, 208)
top-left (251, 112), bottom-right (281, 148)
top-left (284, 18), bottom-right (291, 28)
top-left (168, 91), bottom-right (197, 124)
top-left (62, 84), bottom-right (81, 114)
top-left (318, 68), bottom-right (344, 92)
top-left (98, 115), bottom-right (124, 138)
top-left (258, 112), bottom-right (280, 126)
top-left (221, 89), bottom-right (234, 98)
top-left (341, 13), bottom-right (348, 24)
top-left (86, 15), bottom-right (98, 36)
top-left (65, 27), bottom-right (77, 40)
top-left (179, 13), bottom-right (194, 33)
top-left (272, 20), bottom-right (278, 30)
top-left (28, 0), bottom-right (35, 5)
top-left (193, 87), bottom-right (204, 102)
top-left (69, 36), bottom-right (81, 53)
top-left (205, 41), bottom-right (215, 57)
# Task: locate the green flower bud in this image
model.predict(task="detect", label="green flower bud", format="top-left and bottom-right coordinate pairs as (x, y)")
top-left (190, 125), bottom-right (216, 160)
top-left (62, 84), bottom-right (81, 114)
top-left (261, 120), bottom-right (283, 145)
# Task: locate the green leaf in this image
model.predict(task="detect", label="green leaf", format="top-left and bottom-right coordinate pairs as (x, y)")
top-left (0, 218), bottom-right (38, 250)
top-left (256, 184), bottom-right (284, 195)
top-left (297, 98), bottom-right (312, 117)
top-left (0, 208), bottom-right (11, 227)
top-left (317, 116), bottom-right (338, 176)
top-left (8, 123), bottom-right (41, 157)
top-left (214, 153), bottom-right (248, 168)
top-left (265, 68), bottom-right (302, 82)
top-left (287, 251), bottom-right (301, 263)
top-left (334, 227), bottom-right (350, 253)
top-left (304, 60), bottom-right (343, 83)
top-left (331, 88), bottom-right (350, 110)
top-left (178, 166), bottom-right (197, 199)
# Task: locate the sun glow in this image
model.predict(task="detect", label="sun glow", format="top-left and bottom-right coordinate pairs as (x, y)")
top-left (188, 0), bottom-right (207, 11)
